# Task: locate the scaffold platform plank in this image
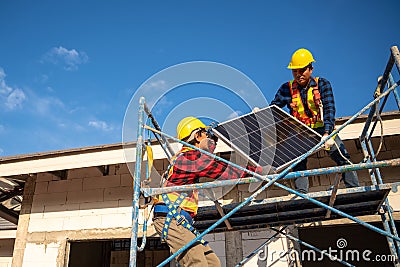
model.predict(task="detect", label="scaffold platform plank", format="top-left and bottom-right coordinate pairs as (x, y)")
top-left (194, 182), bottom-right (400, 232)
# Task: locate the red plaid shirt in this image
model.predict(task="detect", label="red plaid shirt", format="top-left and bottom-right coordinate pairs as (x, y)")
top-left (165, 147), bottom-right (257, 187)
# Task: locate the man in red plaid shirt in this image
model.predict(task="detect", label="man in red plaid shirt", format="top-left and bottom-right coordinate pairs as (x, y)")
top-left (153, 117), bottom-right (259, 267)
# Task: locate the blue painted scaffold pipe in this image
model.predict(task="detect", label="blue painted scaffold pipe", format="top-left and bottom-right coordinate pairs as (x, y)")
top-left (142, 158), bottom-right (400, 196)
top-left (237, 226), bottom-right (354, 267)
top-left (129, 97), bottom-right (146, 267)
top-left (156, 82), bottom-right (400, 267)
top-left (389, 73), bottom-right (400, 110)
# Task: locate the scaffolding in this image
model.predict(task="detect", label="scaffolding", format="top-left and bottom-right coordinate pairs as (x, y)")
top-left (130, 46), bottom-right (400, 267)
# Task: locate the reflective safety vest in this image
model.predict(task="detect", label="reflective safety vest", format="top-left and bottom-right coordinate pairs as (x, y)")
top-left (289, 77), bottom-right (324, 128)
top-left (155, 147), bottom-right (199, 215)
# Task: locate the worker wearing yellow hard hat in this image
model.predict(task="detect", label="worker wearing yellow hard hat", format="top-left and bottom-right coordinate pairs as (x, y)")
top-left (270, 48), bottom-right (359, 193)
top-left (287, 48), bottom-right (316, 69)
top-left (153, 116), bottom-right (264, 266)
top-left (176, 116), bottom-right (207, 141)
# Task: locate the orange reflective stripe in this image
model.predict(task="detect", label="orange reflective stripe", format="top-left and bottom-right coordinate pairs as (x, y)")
top-left (155, 147), bottom-right (200, 215)
top-left (289, 77), bottom-right (324, 128)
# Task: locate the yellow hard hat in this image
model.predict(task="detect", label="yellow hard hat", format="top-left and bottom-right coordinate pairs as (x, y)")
top-left (287, 48), bottom-right (316, 69)
top-left (176, 117), bottom-right (206, 140)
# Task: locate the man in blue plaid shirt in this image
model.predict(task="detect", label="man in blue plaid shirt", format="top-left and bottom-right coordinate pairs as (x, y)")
top-left (271, 48), bottom-right (359, 193)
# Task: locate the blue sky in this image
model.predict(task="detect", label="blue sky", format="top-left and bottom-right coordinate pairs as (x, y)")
top-left (0, 1), bottom-right (399, 156)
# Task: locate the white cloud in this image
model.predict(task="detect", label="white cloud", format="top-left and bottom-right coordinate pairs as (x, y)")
top-left (33, 95), bottom-right (64, 115)
top-left (0, 68), bottom-right (12, 95)
top-left (42, 46), bottom-right (89, 71)
top-left (142, 80), bottom-right (167, 93)
top-left (0, 68), bottom-right (26, 110)
top-left (227, 110), bottom-right (243, 120)
top-left (0, 148), bottom-right (3, 155)
top-left (0, 124), bottom-right (4, 133)
top-left (5, 89), bottom-right (26, 110)
top-left (88, 120), bottom-right (114, 131)
top-left (153, 96), bottom-right (173, 116)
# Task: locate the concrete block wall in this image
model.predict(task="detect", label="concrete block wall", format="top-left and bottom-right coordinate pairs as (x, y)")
top-left (31, 166), bottom-right (133, 232)
top-left (242, 228), bottom-right (298, 267)
top-left (204, 233), bottom-right (226, 266)
top-left (11, 133), bottom-right (399, 266)
top-left (15, 164), bottom-right (142, 267)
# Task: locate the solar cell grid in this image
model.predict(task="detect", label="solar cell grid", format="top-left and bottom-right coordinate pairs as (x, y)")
top-left (213, 105), bottom-right (321, 170)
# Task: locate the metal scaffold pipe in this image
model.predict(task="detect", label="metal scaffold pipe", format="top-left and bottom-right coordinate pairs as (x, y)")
top-left (142, 158), bottom-right (400, 196)
top-left (130, 97), bottom-right (146, 267)
top-left (156, 80), bottom-right (399, 267)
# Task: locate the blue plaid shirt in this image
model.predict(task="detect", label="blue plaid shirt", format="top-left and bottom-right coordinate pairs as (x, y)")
top-left (271, 76), bottom-right (336, 134)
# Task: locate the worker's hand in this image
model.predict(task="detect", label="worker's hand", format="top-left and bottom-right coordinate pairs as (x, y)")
top-left (321, 134), bottom-right (335, 150)
top-left (199, 138), bottom-right (216, 153)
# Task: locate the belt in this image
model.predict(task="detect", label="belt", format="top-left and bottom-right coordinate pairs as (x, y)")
top-left (154, 204), bottom-right (193, 225)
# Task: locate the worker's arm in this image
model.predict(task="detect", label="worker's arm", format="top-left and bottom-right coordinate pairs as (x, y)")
top-left (194, 153), bottom-right (258, 180)
top-left (270, 82), bottom-right (292, 109)
top-left (169, 150), bottom-right (257, 183)
top-left (318, 78), bottom-right (336, 134)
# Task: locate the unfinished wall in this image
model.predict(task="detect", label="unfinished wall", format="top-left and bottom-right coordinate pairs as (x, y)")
top-left (14, 164), bottom-right (136, 267)
top-left (8, 130), bottom-right (399, 267)
top-left (242, 228), bottom-right (299, 267)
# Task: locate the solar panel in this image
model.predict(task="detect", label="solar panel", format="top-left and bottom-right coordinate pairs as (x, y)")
top-left (212, 105), bottom-right (322, 171)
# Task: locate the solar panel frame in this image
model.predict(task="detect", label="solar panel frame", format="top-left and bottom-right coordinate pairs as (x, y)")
top-left (212, 105), bottom-right (322, 171)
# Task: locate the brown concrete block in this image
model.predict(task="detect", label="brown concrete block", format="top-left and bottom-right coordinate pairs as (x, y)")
top-left (318, 157), bottom-right (335, 168)
top-left (255, 190), bottom-right (267, 200)
top-left (380, 168), bottom-right (400, 183)
top-left (392, 150), bottom-right (400, 158)
top-left (48, 180), bottom-right (68, 193)
top-left (33, 192), bottom-right (67, 206)
top-left (237, 184), bottom-right (250, 192)
top-left (83, 175), bottom-right (120, 190)
top-left (371, 137), bottom-right (387, 151)
top-left (80, 200), bottom-right (118, 210)
top-left (34, 182), bottom-right (48, 195)
top-left (120, 174), bottom-right (132, 187)
top-left (67, 189), bottom-right (104, 204)
top-left (31, 202), bottom-right (45, 213)
top-left (116, 163), bottom-right (131, 175)
top-left (266, 189), bottom-right (287, 198)
top-left (68, 167), bottom-right (104, 179)
top-left (316, 150), bottom-right (326, 158)
top-left (104, 186), bottom-right (132, 201)
top-left (319, 174), bottom-right (331, 186)
top-left (308, 158), bottom-right (321, 169)
top-left (148, 171), bottom-right (163, 188)
top-left (153, 159), bottom-right (164, 172)
top-left (343, 140), bottom-right (358, 154)
top-left (310, 185), bottom-right (330, 192)
top-left (310, 176), bottom-right (320, 187)
top-left (376, 151), bottom-right (393, 160)
top-left (36, 172), bottom-right (54, 182)
top-left (67, 178), bottom-right (83, 192)
top-left (385, 135), bottom-right (400, 151)
top-left (44, 203), bottom-right (79, 213)
top-left (350, 153), bottom-right (364, 163)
